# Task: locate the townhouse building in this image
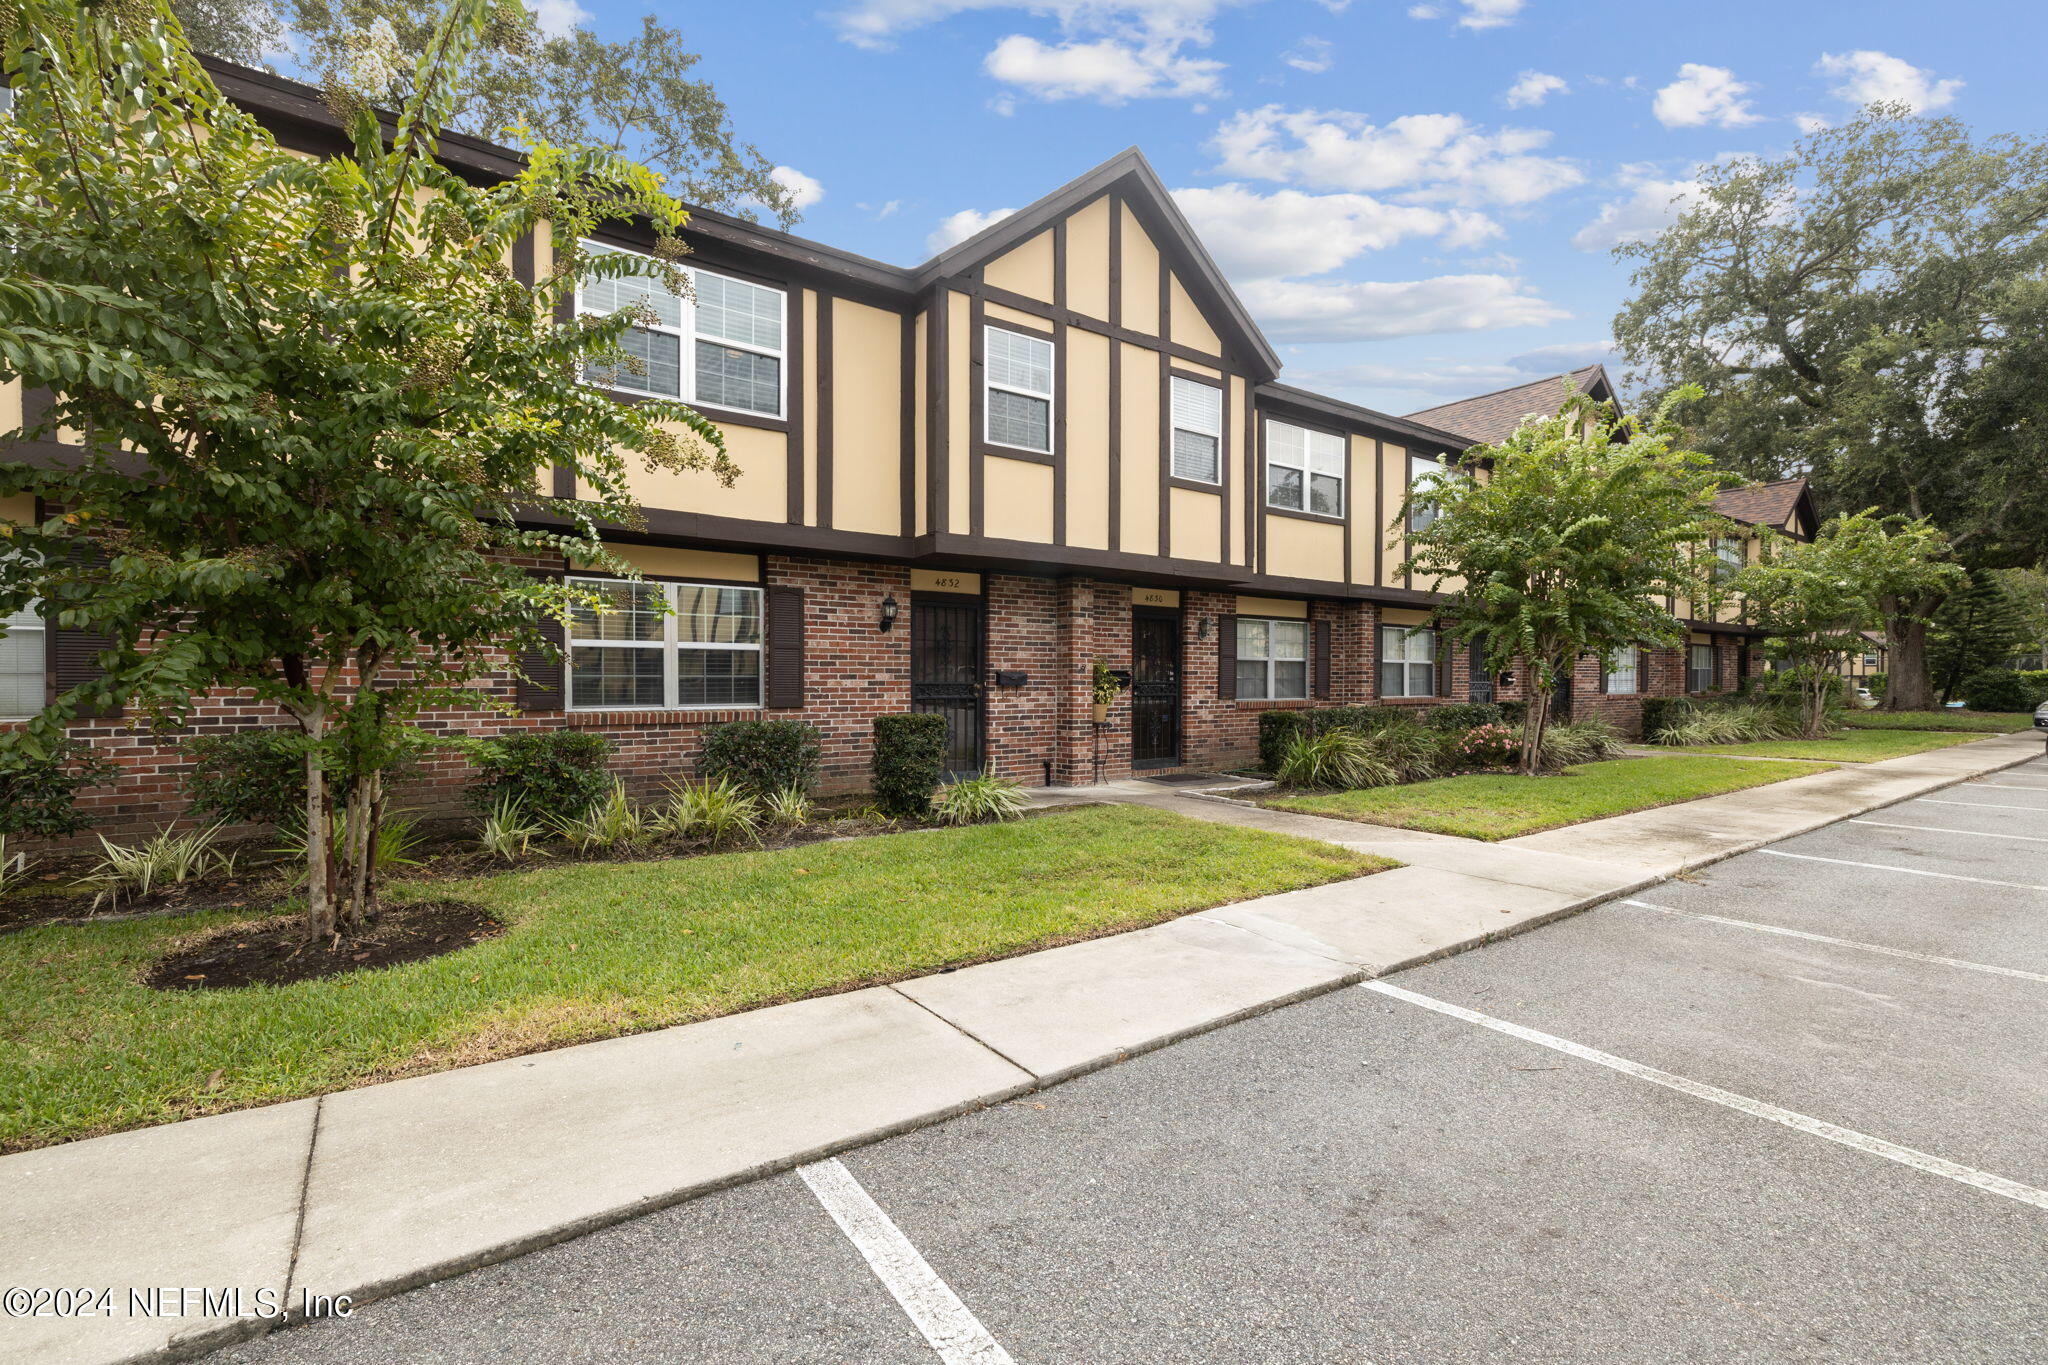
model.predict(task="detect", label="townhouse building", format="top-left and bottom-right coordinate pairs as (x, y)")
top-left (1, 57), bottom-right (1796, 835)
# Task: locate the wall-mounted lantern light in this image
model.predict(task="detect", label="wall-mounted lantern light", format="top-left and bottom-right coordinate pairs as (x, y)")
top-left (1196, 616), bottom-right (1211, 640)
top-left (878, 593), bottom-right (900, 632)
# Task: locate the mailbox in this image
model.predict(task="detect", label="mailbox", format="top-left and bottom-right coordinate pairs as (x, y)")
top-left (993, 670), bottom-right (1030, 688)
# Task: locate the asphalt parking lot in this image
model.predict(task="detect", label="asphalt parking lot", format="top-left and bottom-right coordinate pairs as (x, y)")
top-left (222, 752), bottom-right (2048, 1365)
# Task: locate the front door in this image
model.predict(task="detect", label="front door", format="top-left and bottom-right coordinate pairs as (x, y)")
top-left (1551, 664), bottom-right (1574, 722)
top-left (1130, 610), bottom-right (1182, 769)
top-left (911, 596), bottom-right (984, 777)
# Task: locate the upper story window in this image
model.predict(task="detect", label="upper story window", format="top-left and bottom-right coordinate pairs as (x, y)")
top-left (1379, 625), bottom-right (1437, 698)
top-left (984, 326), bottom-right (1055, 454)
top-left (566, 576), bottom-right (762, 711)
top-left (1712, 536), bottom-right (1746, 581)
top-left (1605, 645), bottom-right (1640, 695)
top-left (577, 242), bottom-right (786, 419)
top-left (1, 597), bottom-right (43, 720)
top-left (1408, 454), bottom-right (1447, 532)
top-left (1170, 377), bottom-right (1223, 484)
top-left (1235, 618), bottom-right (1307, 700)
top-left (1265, 420), bottom-right (1344, 517)
top-left (1687, 642), bottom-right (1716, 693)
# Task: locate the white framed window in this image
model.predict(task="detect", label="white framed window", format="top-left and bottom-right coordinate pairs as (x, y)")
top-left (1713, 536), bottom-right (1746, 580)
top-left (1236, 618), bottom-right (1307, 700)
top-left (1, 598), bottom-right (44, 720)
top-left (1408, 453), bottom-right (1447, 532)
top-left (576, 241), bottom-right (786, 418)
top-left (1170, 376), bottom-right (1223, 484)
top-left (1378, 625), bottom-right (1437, 698)
top-left (1265, 420), bottom-right (1345, 517)
top-left (983, 326), bottom-right (1055, 454)
top-left (1606, 645), bottom-right (1640, 694)
top-left (1862, 651), bottom-right (1880, 668)
top-left (1687, 643), bottom-right (1716, 693)
top-left (566, 576), bottom-right (762, 711)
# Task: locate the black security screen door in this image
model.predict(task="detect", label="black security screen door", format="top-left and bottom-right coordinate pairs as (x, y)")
top-left (1130, 610), bottom-right (1182, 769)
top-left (911, 597), bottom-right (984, 777)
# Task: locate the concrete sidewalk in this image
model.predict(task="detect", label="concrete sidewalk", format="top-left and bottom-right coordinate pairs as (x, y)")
top-left (4, 730), bottom-right (2038, 1365)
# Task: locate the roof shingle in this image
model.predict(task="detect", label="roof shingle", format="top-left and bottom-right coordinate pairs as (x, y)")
top-left (1712, 477), bottom-right (1811, 529)
top-left (1402, 365), bottom-right (1614, 444)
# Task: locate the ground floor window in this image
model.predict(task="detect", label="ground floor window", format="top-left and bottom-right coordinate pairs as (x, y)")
top-left (567, 576), bottom-right (762, 710)
top-left (1236, 618), bottom-right (1307, 700)
top-left (1379, 626), bottom-right (1436, 698)
top-left (1687, 642), bottom-right (1716, 693)
top-left (1605, 645), bottom-right (1640, 695)
top-left (0, 599), bottom-right (43, 719)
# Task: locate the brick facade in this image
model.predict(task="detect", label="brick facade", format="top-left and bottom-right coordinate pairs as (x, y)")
top-left (17, 548), bottom-right (1770, 847)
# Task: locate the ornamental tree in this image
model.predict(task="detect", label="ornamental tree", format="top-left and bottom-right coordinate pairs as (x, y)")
top-left (0, 0), bottom-right (733, 939)
top-left (1731, 513), bottom-right (1964, 738)
top-left (1395, 392), bottom-right (1730, 775)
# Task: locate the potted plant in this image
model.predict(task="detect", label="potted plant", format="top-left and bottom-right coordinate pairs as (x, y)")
top-left (1091, 660), bottom-right (1123, 723)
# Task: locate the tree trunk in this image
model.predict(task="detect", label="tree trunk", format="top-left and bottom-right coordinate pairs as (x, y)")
top-left (341, 777), bottom-right (373, 933)
top-left (1881, 600), bottom-right (1939, 711)
top-left (297, 704), bottom-right (336, 942)
top-left (360, 771), bottom-right (386, 926)
top-left (1518, 652), bottom-right (1551, 777)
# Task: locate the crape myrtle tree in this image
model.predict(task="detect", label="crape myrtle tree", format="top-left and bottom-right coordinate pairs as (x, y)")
top-left (1612, 107), bottom-right (2048, 712)
top-left (0, 0), bottom-right (735, 940)
top-left (1730, 513), bottom-right (1962, 738)
top-left (1395, 391), bottom-right (1730, 776)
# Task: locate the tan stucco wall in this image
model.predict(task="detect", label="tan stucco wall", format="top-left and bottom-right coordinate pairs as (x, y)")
top-left (1264, 518), bottom-right (1344, 583)
top-left (612, 421), bottom-right (787, 524)
top-left (1170, 487), bottom-right (1222, 562)
top-left (1381, 606), bottom-right (1431, 628)
top-left (913, 311), bottom-right (929, 537)
top-left (1229, 376), bottom-right (1249, 566)
top-left (984, 456), bottom-right (1055, 543)
top-left (0, 493), bottom-right (33, 524)
top-left (832, 299), bottom-right (903, 536)
top-left (801, 288), bottom-right (819, 526)
top-left (1119, 204), bottom-right (1160, 334)
top-left (1168, 273), bottom-right (1222, 355)
top-left (1378, 442), bottom-right (1408, 584)
top-left (1064, 327), bottom-right (1112, 550)
top-left (1118, 342), bottom-right (1161, 554)
top-left (1348, 434), bottom-right (1376, 585)
top-left (947, 290), bottom-right (972, 533)
top-left (1066, 195), bottom-right (1112, 321)
top-left (576, 544), bottom-right (760, 582)
top-left (983, 300), bottom-right (1045, 332)
top-left (984, 229), bottom-right (1055, 302)
top-left (1237, 595), bottom-right (1307, 619)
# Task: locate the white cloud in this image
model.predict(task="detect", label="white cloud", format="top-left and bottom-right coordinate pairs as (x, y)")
top-left (832, 0), bottom-right (1241, 49)
top-left (926, 206), bottom-right (1017, 256)
top-left (1171, 184), bottom-right (1498, 280)
top-left (1210, 105), bottom-right (1582, 206)
top-left (862, 199), bottom-right (903, 220)
top-left (769, 166), bottom-right (824, 211)
top-left (984, 34), bottom-right (1222, 101)
top-left (1410, 0), bottom-right (1524, 28)
top-left (1284, 36), bottom-right (1333, 74)
top-left (1571, 171), bottom-right (1704, 252)
top-left (1817, 50), bottom-right (1962, 113)
top-left (527, 0), bottom-right (590, 38)
top-left (1506, 340), bottom-right (1619, 373)
top-left (1793, 112), bottom-right (1830, 135)
top-left (1240, 274), bottom-right (1566, 342)
top-left (1652, 63), bottom-right (1762, 129)
top-left (1503, 70), bottom-right (1566, 108)
top-left (1299, 343), bottom-right (1617, 403)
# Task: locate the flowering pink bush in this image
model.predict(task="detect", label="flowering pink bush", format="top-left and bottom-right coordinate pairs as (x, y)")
top-left (1446, 723), bottom-right (1519, 769)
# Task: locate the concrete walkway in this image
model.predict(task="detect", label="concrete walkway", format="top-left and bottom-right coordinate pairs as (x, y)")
top-left (4, 730), bottom-right (2039, 1365)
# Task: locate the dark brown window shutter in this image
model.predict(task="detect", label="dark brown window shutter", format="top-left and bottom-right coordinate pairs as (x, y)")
top-left (1433, 630), bottom-right (1448, 698)
top-left (765, 585), bottom-right (805, 710)
top-left (1312, 619), bottom-right (1332, 700)
top-left (1596, 654), bottom-right (1610, 694)
top-left (1217, 613), bottom-right (1238, 699)
top-left (515, 570), bottom-right (566, 712)
top-left (48, 543), bottom-right (121, 719)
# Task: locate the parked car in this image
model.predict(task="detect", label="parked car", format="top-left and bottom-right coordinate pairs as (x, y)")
top-left (2035, 699), bottom-right (2048, 733)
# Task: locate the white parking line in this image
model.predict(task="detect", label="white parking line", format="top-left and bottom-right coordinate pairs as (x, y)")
top-left (1364, 981), bottom-right (2048, 1211)
top-left (798, 1158), bottom-right (1016, 1365)
top-left (1916, 798), bottom-right (2048, 813)
top-left (1620, 899), bottom-right (2048, 985)
top-left (1968, 783), bottom-right (2048, 792)
top-left (1849, 819), bottom-right (2048, 844)
top-left (1756, 848), bottom-right (2048, 891)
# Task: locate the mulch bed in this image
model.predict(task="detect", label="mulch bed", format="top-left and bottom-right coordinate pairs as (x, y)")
top-left (145, 899), bottom-right (502, 991)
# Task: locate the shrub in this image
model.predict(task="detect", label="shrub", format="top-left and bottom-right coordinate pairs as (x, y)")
top-left (1257, 711), bottom-right (1314, 773)
top-left (1277, 730), bottom-right (1398, 790)
top-left (1259, 706), bottom-right (1417, 772)
top-left (1498, 699), bottom-right (1528, 726)
top-left (1370, 719), bottom-right (1443, 783)
top-left (698, 719), bottom-right (822, 797)
top-left (468, 730), bottom-right (612, 818)
top-left (0, 835), bottom-right (39, 895)
top-left (762, 784), bottom-right (813, 828)
top-left (551, 779), bottom-right (654, 853)
top-left (1865, 671), bottom-right (1887, 700)
top-left (275, 808), bottom-right (427, 882)
top-left (872, 714), bottom-right (949, 819)
top-left (1539, 718), bottom-right (1626, 768)
top-left (1422, 703), bottom-right (1503, 732)
top-left (477, 797), bottom-right (548, 863)
top-left (655, 777), bottom-right (763, 849)
top-left (184, 729), bottom-right (311, 827)
top-left (1960, 669), bottom-right (2048, 713)
top-left (0, 741), bottom-right (119, 840)
top-left (1442, 722), bottom-right (1519, 769)
top-left (934, 772), bottom-right (1032, 825)
top-left (1638, 696), bottom-right (1695, 743)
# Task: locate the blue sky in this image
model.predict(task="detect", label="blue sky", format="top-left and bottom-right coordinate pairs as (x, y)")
top-left (533, 0), bottom-right (2038, 417)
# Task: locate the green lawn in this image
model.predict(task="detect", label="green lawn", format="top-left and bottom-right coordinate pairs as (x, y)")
top-left (1841, 710), bottom-right (2035, 733)
top-left (1268, 755), bottom-right (1825, 841)
top-left (1668, 728), bottom-right (1988, 762)
top-left (0, 805), bottom-right (1385, 1153)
